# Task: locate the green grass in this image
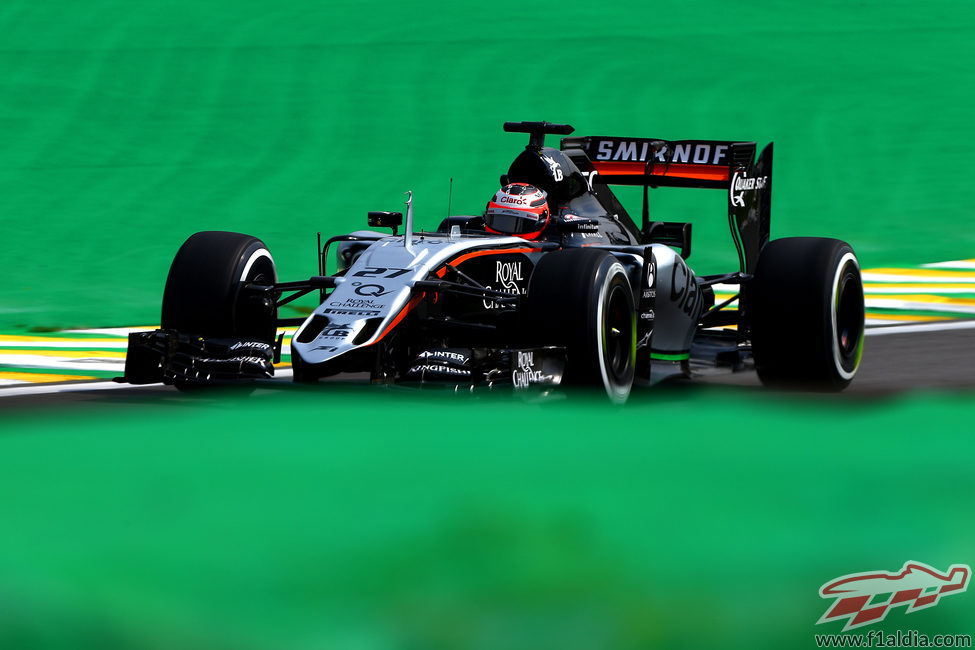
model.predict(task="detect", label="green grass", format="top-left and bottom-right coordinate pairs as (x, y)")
top-left (2, 1), bottom-right (975, 330)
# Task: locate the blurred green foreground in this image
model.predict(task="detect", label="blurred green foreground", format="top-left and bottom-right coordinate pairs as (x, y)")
top-left (1, 386), bottom-right (972, 649)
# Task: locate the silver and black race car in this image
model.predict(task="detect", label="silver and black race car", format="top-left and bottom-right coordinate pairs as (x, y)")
top-left (121, 121), bottom-right (865, 401)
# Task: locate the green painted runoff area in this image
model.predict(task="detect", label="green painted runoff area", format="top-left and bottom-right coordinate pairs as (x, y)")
top-left (1, 1), bottom-right (974, 648)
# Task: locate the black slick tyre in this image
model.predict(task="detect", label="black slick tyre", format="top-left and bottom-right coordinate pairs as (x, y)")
top-left (747, 237), bottom-right (864, 390)
top-left (525, 248), bottom-right (636, 402)
top-left (161, 231), bottom-right (278, 342)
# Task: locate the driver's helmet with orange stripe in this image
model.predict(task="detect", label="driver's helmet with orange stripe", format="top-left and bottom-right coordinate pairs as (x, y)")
top-left (484, 183), bottom-right (550, 239)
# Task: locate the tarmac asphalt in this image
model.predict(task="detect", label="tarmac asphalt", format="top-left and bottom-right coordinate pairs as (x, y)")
top-left (700, 324), bottom-right (975, 396)
top-left (2, 323), bottom-right (971, 411)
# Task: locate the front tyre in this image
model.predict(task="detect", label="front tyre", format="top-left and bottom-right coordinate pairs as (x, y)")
top-left (161, 231), bottom-right (278, 342)
top-left (747, 237), bottom-right (864, 390)
top-left (525, 248), bottom-right (636, 402)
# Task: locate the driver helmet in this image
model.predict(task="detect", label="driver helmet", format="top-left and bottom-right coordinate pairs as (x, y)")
top-left (484, 183), bottom-right (550, 239)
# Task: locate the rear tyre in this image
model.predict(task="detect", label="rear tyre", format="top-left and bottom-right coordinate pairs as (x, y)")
top-left (747, 237), bottom-right (864, 390)
top-left (161, 231), bottom-right (278, 342)
top-left (525, 248), bottom-right (636, 402)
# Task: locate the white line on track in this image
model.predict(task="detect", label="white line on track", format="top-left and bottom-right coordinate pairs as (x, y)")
top-left (923, 260), bottom-right (975, 269)
top-left (864, 287), bottom-right (975, 294)
top-left (0, 380), bottom-right (154, 397)
top-left (864, 299), bottom-right (975, 314)
top-left (0, 369), bottom-right (295, 398)
top-left (864, 319), bottom-right (975, 336)
top-left (862, 273), bottom-right (975, 283)
top-left (60, 326), bottom-right (156, 336)
top-left (0, 356), bottom-right (124, 371)
top-left (0, 340), bottom-right (130, 348)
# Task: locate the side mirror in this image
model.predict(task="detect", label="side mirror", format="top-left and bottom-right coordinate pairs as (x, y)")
top-left (368, 211), bottom-right (402, 234)
top-left (645, 221), bottom-right (692, 260)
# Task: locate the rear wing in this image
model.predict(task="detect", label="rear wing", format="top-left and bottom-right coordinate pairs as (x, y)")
top-left (562, 135), bottom-right (773, 274)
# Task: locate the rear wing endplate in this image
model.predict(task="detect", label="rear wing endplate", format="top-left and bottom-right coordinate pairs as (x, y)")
top-left (562, 135), bottom-right (772, 274)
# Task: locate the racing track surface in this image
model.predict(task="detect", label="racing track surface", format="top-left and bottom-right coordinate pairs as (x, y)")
top-left (697, 322), bottom-right (975, 396)
top-left (1, 322), bottom-right (972, 410)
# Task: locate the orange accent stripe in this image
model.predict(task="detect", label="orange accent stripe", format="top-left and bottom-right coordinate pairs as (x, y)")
top-left (593, 161), bottom-right (730, 182)
top-left (435, 246), bottom-right (542, 277)
top-left (370, 246), bottom-right (539, 342)
top-left (371, 293), bottom-right (426, 344)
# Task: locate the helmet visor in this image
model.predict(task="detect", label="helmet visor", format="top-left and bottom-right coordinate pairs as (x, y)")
top-left (484, 207), bottom-right (544, 234)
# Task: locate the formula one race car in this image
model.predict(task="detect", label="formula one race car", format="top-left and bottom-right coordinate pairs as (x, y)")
top-left (121, 121), bottom-right (865, 401)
